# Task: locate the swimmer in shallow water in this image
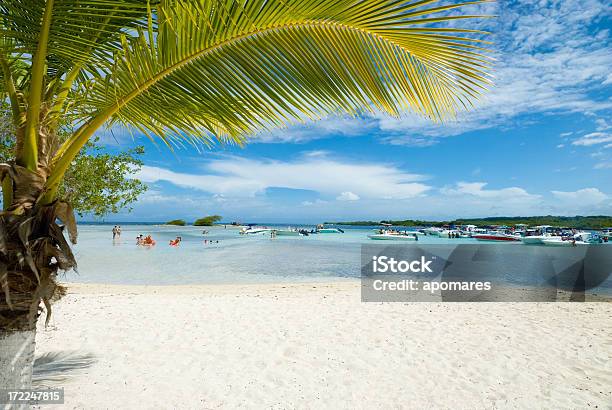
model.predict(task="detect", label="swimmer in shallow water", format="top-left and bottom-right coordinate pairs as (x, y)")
top-left (139, 235), bottom-right (155, 246)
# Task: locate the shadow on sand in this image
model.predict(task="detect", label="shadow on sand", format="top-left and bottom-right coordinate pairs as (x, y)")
top-left (33, 351), bottom-right (97, 388)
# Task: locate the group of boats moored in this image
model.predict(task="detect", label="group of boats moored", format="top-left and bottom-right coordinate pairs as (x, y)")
top-left (238, 223), bottom-right (610, 247)
top-left (368, 224), bottom-right (611, 246)
top-left (239, 224), bottom-right (344, 236)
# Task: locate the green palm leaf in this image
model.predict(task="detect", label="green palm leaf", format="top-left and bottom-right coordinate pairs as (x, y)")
top-left (50, 0), bottom-right (493, 185)
top-left (0, 0), bottom-right (150, 75)
top-left (86, 0), bottom-right (489, 140)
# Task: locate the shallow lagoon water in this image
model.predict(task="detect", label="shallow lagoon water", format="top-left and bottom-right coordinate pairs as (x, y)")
top-left (64, 224), bottom-right (612, 294)
top-left (66, 224), bottom-right (470, 284)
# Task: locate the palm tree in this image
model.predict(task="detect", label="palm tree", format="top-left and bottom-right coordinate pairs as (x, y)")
top-left (0, 0), bottom-right (492, 389)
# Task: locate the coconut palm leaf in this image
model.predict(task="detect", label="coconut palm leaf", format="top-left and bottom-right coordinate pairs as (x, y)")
top-left (0, 0), bottom-right (150, 76)
top-left (48, 0), bottom-right (493, 190)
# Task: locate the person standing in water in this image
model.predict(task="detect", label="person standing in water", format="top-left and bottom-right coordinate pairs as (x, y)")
top-left (112, 226), bottom-right (118, 239)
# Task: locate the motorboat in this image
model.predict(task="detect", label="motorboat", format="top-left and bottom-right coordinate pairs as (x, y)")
top-left (435, 229), bottom-right (451, 237)
top-left (522, 226), bottom-right (590, 245)
top-left (423, 227), bottom-right (443, 236)
top-left (318, 228), bottom-right (343, 233)
top-left (541, 238), bottom-right (589, 247)
top-left (368, 232), bottom-right (418, 241)
top-left (521, 226), bottom-right (557, 245)
top-left (316, 224), bottom-right (344, 233)
top-left (240, 227), bottom-right (273, 235)
top-left (273, 229), bottom-right (301, 236)
top-left (542, 233), bottom-right (600, 246)
top-left (522, 235), bottom-right (560, 245)
top-left (472, 232), bottom-right (521, 242)
top-left (437, 229), bottom-right (466, 238)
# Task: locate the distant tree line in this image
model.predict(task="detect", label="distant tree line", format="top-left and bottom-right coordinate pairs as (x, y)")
top-left (330, 216), bottom-right (612, 229)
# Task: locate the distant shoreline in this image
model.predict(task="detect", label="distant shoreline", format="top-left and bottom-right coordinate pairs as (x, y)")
top-left (327, 215), bottom-right (612, 230)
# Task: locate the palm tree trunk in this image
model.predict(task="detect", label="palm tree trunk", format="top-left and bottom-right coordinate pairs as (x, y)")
top-left (0, 163), bottom-right (77, 397)
top-left (0, 329), bottom-right (36, 389)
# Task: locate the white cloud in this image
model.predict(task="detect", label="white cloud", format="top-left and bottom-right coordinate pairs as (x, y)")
top-left (138, 189), bottom-right (201, 205)
top-left (551, 188), bottom-right (608, 205)
top-left (252, 116), bottom-right (376, 144)
top-left (135, 156), bottom-right (430, 200)
top-left (596, 118), bottom-right (611, 131)
top-left (336, 192), bottom-right (360, 201)
top-left (301, 199), bottom-right (327, 207)
top-left (572, 132), bottom-right (612, 146)
top-left (594, 162), bottom-right (612, 169)
top-left (431, 182), bottom-right (545, 216)
top-left (441, 182), bottom-right (539, 200)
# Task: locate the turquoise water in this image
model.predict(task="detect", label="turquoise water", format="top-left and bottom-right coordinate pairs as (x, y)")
top-left (64, 224), bottom-right (612, 294)
top-left (65, 224), bottom-right (474, 284)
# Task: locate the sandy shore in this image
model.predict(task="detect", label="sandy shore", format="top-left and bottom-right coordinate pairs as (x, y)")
top-left (34, 281), bottom-right (612, 409)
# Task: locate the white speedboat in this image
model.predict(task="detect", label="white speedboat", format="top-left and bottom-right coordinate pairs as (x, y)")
top-left (435, 229), bottom-right (451, 237)
top-left (317, 228), bottom-right (344, 234)
top-left (541, 238), bottom-right (589, 247)
top-left (368, 233), bottom-right (417, 241)
top-left (273, 229), bottom-right (301, 236)
top-left (423, 227), bottom-right (443, 236)
top-left (240, 227), bottom-right (273, 235)
top-left (522, 235), bottom-right (560, 245)
top-left (541, 233), bottom-right (595, 246)
top-left (437, 229), bottom-right (464, 238)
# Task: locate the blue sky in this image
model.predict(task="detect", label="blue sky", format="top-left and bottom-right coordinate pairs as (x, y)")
top-left (95, 0), bottom-right (611, 223)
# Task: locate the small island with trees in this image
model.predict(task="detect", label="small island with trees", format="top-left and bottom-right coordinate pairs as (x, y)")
top-left (193, 215), bottom-right (223, 226)
top-left (165, 219), bottom-right (186, 226)
top-left (164, 216), bottom-right (223, 226)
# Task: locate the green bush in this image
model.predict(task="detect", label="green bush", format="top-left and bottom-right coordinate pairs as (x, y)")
top-left (193, 215), bottom-right (222, 226)
top-left (166, 219), bottom-right (186, 226)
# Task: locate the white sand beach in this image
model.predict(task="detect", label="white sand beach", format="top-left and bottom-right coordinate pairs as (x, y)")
top-left (34, 281), bottom-right (612, 409)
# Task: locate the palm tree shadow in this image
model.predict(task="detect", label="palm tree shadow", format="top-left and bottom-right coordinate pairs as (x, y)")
top-left (32, 351), bottom-right (97, 388)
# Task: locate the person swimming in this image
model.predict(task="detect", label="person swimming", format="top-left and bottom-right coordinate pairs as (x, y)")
top-left (143, 235), bottom-right (156, 246)
top-left (169, 236), bottom-right (181, 246)
top-left (137, 235), bottom-right (155, 246)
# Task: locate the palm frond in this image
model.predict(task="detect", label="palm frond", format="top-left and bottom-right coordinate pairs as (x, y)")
top-left (0, 0), bottom-right (151, 78)
top-left (82, 0), bottom-right (492, 146)
top-left (47, 0), bottom-right (494, 195)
